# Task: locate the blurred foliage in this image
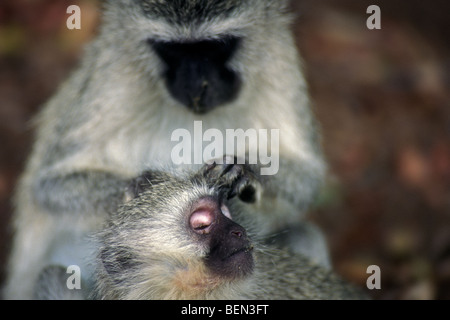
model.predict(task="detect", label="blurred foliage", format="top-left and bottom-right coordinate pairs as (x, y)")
top-left (0, 0), bottom-right (449, 299)
top-left (293, 0), bottom-right (450, 299)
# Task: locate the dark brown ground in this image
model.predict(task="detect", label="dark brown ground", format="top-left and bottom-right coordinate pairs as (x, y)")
top-left (0, 0), bottom-right (449, 299)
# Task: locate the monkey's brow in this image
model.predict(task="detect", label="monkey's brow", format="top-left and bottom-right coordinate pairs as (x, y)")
top-left (139, 0), bottom-right (245, 24)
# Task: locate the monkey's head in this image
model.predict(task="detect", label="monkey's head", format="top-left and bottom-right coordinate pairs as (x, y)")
top-left (95, 162), bottom-right (258, 299)
top-left (101, 0), bottom-right (292, 114)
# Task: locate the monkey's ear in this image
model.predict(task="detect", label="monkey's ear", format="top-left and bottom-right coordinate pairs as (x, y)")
top-left (124, 171), bottom-right (157, 202)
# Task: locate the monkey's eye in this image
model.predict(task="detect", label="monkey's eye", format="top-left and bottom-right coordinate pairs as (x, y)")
top-left (190, 208), bottom-right (214, 235)
top-left (221, 204), bottom-right (232, 220)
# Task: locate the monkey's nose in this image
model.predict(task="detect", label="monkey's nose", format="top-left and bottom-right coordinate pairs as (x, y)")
top-left (189, 80), bottom-right (210, 113)
top-left (231, 230), bottom-right (242, 238)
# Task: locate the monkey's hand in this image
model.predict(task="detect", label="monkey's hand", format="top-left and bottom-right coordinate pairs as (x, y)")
top-left (200, 156), bottom-right (261, 203)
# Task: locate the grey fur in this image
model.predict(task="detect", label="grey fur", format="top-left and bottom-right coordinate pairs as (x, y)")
top-left (33, 266), bottom-right (86, 300)
top-left (4, 0), bottom-right (328, 299)
top-left (93, 165), bottom-right (365, 300)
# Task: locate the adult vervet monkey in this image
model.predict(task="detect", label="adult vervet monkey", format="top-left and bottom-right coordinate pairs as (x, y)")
top-left (4, 0), bottom-right (328, 299)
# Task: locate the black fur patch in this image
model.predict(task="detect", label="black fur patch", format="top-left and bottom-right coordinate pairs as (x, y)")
top-left (151, 37), bottom-right (242, 113)
top-left (204, 215), bottom-right (254, 278)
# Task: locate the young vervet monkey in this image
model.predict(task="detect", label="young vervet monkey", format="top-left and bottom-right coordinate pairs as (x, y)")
top-left (4, 0), bottom-right (328, 299)
top-left (93, 161), bottom-right (365, 300)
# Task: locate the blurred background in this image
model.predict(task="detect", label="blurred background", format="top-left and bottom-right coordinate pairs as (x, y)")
top-left (0, 0), bottom-right (449, 299)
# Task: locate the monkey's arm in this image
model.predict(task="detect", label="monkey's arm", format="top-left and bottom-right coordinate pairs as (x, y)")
top-left (25, 105), bottom-right (136, 217)
top-left (31, 169), bottom-right (131, 216)
top-left (235, 154), bottom-right (330, 267)
top-left (33, 266), bottom-right (87, 300)
top-left (262, 155), bottom-right (326, 214)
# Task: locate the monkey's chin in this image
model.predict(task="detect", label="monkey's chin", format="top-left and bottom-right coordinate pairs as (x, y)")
top-left (227, 245), bottom-right (254, 260)
top-left (228, 246), bottom-right (254, 277)
top-left (206, 245), bottom-right (254, 280)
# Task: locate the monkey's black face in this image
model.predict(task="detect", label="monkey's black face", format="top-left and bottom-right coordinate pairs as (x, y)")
top-left (189, 196), bottom-right (254, 278)
top-left (150, 37), bottom-right (242, 114)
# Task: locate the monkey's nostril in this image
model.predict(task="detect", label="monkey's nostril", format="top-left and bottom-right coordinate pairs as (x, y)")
top-left (231, 230), bottom-right (242, 238)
